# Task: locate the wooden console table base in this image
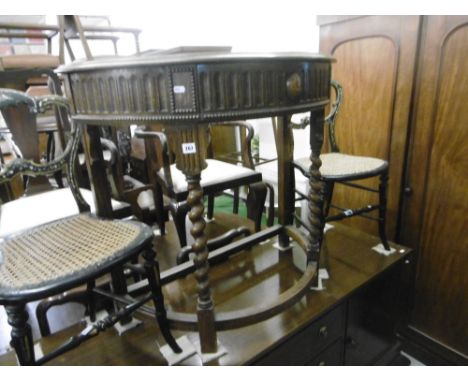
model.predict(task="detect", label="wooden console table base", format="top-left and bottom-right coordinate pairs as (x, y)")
top-left (58, 51), bottom-right (334, 354)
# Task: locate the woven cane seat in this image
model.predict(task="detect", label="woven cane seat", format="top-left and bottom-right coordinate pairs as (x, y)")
top-left (295, 152), bottom-right (388, 180)
top-left (0, 214), bottom-right (152, 302)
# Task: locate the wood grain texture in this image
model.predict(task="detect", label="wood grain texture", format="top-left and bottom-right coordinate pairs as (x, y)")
top-left (400, 16), bottom-right (468, 356)
top-left (319, 15), bottom-right (420, 240)
top-left (0, 214), bottom-right (412, 365)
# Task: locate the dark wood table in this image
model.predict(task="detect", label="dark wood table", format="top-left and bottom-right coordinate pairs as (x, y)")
top-left (57, 51), bottom-right (334, 355)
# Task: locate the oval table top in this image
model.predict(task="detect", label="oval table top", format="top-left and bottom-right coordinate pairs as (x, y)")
top-left (57, 49), bottom-right (335, 124)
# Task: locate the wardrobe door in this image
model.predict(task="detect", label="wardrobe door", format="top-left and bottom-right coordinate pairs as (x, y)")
top-left (318, 16), bottom-right (420, 240)
top-left (401, 15), bottom-right (468, 357)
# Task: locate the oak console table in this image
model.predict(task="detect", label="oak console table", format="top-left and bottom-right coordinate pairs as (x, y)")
top-left (57, 51), bottom-right (334, 356)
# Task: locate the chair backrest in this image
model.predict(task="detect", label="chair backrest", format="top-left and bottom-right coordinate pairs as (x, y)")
top-left (58, 15), bottom-right (141, 61)
top-left (0, 88), bottom-right (89, 212)
top-left (325, 80), bottom-right (344, 153)
top-left (135, 121), bottom-right (256, 196)
top-left (207, 121), bottom-right (255, 169)
top-left (287, 79), bottom-right (344, 153)
top-left (134, 126), bottom-right (175, 194)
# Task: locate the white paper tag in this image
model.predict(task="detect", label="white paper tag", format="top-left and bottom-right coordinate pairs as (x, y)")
top-left (174, 85), bottom-right (186, 94)
top-left (182, 142), bottom-right (197, 154)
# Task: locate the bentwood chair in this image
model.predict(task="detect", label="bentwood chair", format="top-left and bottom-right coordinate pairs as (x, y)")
top-left (293, 80), bottom-right (390, 250)
top-left (0, 89), bottom-right (180, 365)
top-left (136, 123), bottom-right (267, 249)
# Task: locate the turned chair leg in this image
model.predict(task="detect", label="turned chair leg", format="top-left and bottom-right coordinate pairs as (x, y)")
top-left (154, 183), bottom-right (166, 236)
top-left (6, 304), bottom-right (35, 365)
top-left (246, 182), bottom-right (267, 232)
top-left (233, 187), bottom-right (240, 214)
top-left (378, 170), bottom-right (391, 250)
top-left (265, 182), bottom-right (275, 227)
top-left (86, 280), bottom-right (97, 323)
top-left (207, 193), bottom-right (215, 220)
top-left (168, 201), bottom-right (191, 247)
top-left (142, 247), bottom-right (181, 353)
top-left (322, 181), bottom-right (334, 219)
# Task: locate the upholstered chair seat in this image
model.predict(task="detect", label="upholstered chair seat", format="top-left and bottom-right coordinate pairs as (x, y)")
top-left (160, 159), bottom-right (259, 194)
top-left (0, 188), bottom-right (131, 238)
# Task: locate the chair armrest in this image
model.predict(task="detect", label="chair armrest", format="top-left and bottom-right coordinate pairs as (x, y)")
top-left (134, 129), bottom-right (174, 192)
top-left (99, 138), bottom-right (118, 167)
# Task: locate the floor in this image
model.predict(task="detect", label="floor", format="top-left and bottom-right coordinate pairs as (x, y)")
top-left (401, 351), bottom-right (426, 366)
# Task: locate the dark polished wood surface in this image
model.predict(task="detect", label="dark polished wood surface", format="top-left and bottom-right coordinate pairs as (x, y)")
top-left (0, 213), bottom-right (411, 365)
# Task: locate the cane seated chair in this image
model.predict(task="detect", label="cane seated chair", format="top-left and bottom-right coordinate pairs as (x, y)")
top-left (135, 122), bottom-right (267, 248)
top-left (0, 89), bottom-right (180, 365)
top-left (293, 80), bottom-right (390, 250)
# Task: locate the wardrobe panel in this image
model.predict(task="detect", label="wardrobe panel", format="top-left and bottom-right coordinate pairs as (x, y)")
top-left (403, 16), bottom-right (468, 356)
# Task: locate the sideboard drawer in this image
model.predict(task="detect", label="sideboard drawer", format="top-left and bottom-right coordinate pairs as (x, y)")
top-left (306, 339), bottom-right (344, 366)
top-left (255, 304), bottom-right (346, 365)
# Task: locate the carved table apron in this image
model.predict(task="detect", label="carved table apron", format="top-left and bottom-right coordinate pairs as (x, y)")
top-left (57, 52), bottom-right (333, 355)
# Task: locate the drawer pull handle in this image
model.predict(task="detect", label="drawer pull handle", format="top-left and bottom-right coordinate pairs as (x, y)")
top-left (318, 326), bottom-right (328, 338)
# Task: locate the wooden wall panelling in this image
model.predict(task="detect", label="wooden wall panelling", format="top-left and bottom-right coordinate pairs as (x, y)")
top-left (400, 15), bottom-right (468, 358)
top-left (318, 16), bottom-right (421, 240)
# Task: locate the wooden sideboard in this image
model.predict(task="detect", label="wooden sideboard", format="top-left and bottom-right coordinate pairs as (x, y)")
top-left (317, 15), bottom-right (468, 365)
top-left (0, 216), bottom-right (412, 365)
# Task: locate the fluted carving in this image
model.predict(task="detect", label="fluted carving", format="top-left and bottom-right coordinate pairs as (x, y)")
top-left (62, 59), bottom-right (331, 123)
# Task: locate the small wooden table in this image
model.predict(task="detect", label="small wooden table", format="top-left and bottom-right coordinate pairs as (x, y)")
top-left (57, 51), bottom-right (334, 354)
